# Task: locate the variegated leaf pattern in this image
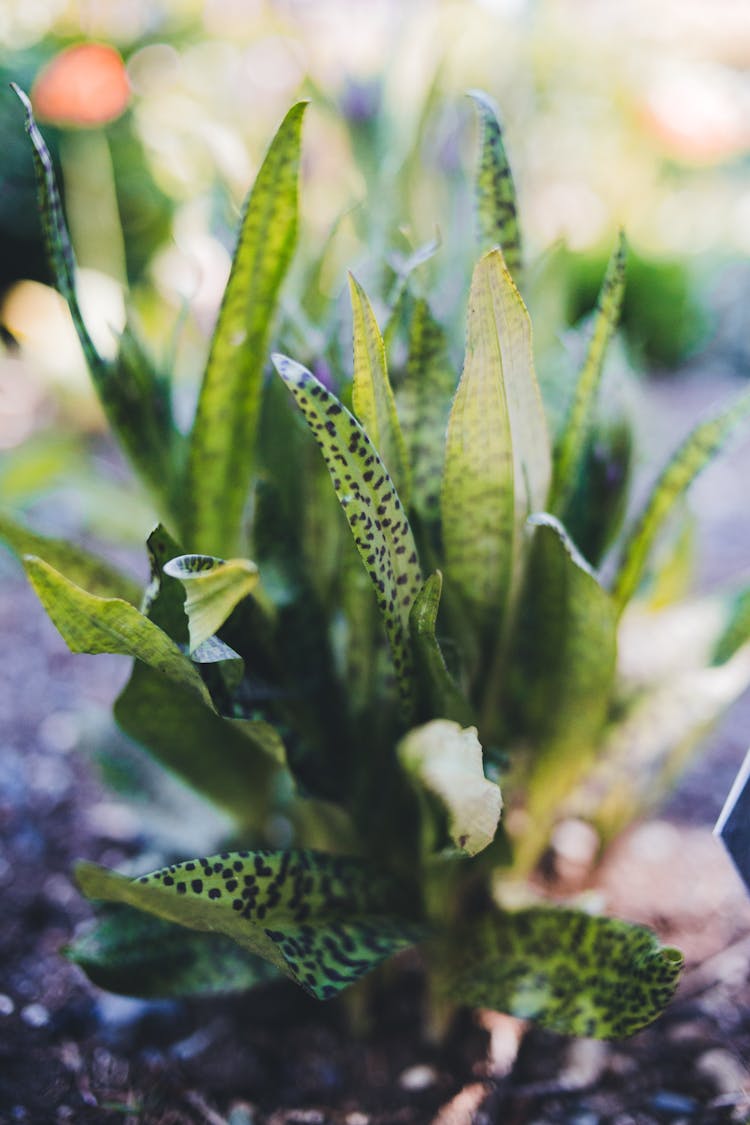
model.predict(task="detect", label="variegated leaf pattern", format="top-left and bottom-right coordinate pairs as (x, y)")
top-left (272, 353), bottom-right (423, 709)
top-left (349, 272), bottom-right (411, 504)
top-left (436, 908), bottom-right (683, 1039)
top-left (185, 102), bottom-right (307, 556)
top-left (77, 851), bottom-right (425, 1001)
top-left (470, 90), bottom-right (522, 277)
top-left (552, 230), bottom-right (627, 511)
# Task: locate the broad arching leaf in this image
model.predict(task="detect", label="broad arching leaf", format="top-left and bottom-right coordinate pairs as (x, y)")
top-left (441, 250), bottom-right (550, 637)
top-left (435, 908), bottom-right (683, 1039)
top-left (77, 851), bottom-right (426, 1000)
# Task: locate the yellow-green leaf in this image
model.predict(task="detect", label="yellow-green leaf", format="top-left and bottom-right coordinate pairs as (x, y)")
top-left (185, 102), bottom-right (307, 556)
top-left (272, 353), bottom-right (423, 709)
top-left (552, 231), bottom-right (627, 511)
top-left (76, 850), bottom-right (424, 1001)
top-left (24, 556), bottom-right (210, 704)
top-left (470, 90), bottom-right (522, 278)
top-left (398, 720), bottom-right (502, 856)
top-left (163, 554), bottom-right (259, 652)
top-left (0, 511), bottom-right (141, 605)
top-left (349, 273), bottom-right (411, 504)
top-left (409, 572), bottom-right (474, 727)
top-left (436, 908), bottom-right (683, 1039)
top-left (441, 250), bottom-right (550, 633)
top-left (612, 386), bottom-right (750, 612)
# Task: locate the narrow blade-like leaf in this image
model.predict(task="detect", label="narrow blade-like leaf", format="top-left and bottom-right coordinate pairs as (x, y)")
top-left (612, 387), bottom-right (750, 612)
top-left (470, 91), bottom-right (522, 278)
top-left (66, 904), bottom-right (280, 998)
top-left (398, 720), bottom-right (502, 857)
top-left (441, 250), bottom-right (550, 634)
top-left (398, 299), bottom-right (456, 525)
top-left (77, 850), bottom-right (425, 1000)
top-left (272, 354), bottom-right (423, 707)
top-left (552, 231), bottom-right (627, 511)
top-left (13, 87), bottom-right (178, 514)
top-left (349, 273), bottom-right (411, 504)
top-left (436, 908), bottom-right (683, 1039)
top-left (24, 556), bottom-right (210, 703)
top-left (185, 102), bottom-right (307, 556)
top-left (0, 511), bottom-right (141, 605)
top-left (409, 572), bottom-right (474, 726)
top-left (163, 554), bottom-right (260, 652)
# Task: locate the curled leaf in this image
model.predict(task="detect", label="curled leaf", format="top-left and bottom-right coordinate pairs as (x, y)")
top-left (398, 720), bottom-right (501, 856)
top-left (163, 554), bottom-right (260, 652)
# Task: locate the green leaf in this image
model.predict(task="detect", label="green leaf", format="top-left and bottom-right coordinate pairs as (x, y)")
top-left (0, 511), bottom-right (141, 605)
top-left (511, 515), bottom-right (618, 748)
top-left (185, 102), bottom-right (308, 556)
top-left (436, 908), bottom-right (683, 1038)
top-left (552, 231), bottom-right (627, 512)
top-left (163, 554), bottom-right (260, 652)
top-left (114, 663), bottom-right (283, 825)
top-left (509, 515), bottom-right (618, 872)
top-left (66, 904), bottom-right (280, 999)
top-left (13, 87), bottom-right (178, 515)
top-left (470, 91), bottom-right (522, 278)
top-left (76, 850), bottom-right (425, 1000)
top-left (441, 250), bottom-right (550, 635)
top-left (398, 720), bottom-right (502, 857)
top-left (398, 299), bottom-right (456, 526)
top-left (349, 272), bottom-right (411, 505)
top-left (24, 556), bottom-right (210, 704)
top-left (272, 353), bottom-right (423, 709)
top-left (713, 586), bottom-right (750, 665)
top-left (612, 387), bottom-right (750, 612)
top-left (141, 525), bottom-right (189, 645)
top-left (409, 572), bottom-right (474, 727)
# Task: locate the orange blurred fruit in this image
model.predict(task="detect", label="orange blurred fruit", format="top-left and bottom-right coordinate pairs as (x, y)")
top-left (31, 43), bottom-right (131, 127)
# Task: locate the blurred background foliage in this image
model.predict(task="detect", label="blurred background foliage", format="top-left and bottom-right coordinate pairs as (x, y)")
top-left (0, 0), bottom-right (749, 549)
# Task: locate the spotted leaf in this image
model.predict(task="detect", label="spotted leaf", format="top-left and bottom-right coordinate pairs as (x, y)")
top-left (185, 102), bottom-right (307, 556)
top-left (163, 554), bottom-right (260, 653)
top-left (349, 272), bottom-right (411, 505)
top-left (470, 91), bottom-right (522, 278)
top-left (76, 851), bottom-right (425, 1000)
top-left (272, 353), bottom-right (423, 709)
top-left (552, 231), bottom-right (627, 512)
top-left (441, 250), bottom-right (550, 637)
top-left (435, 908), bottom-right (683, 1039)
top-left (612, 385), bottom-right (750, 613)
top-left (397, 299), bottom-right (456, 525)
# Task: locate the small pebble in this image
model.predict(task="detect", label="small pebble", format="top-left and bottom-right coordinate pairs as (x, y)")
top-left (697, 1049), bottom-right (749, 1095)
top-left (21, 1003), bottom-right (50, 1028)
top-left (0, 993), bottom-right (15, 1016)
top-left (650, 1091), bottom-right (698, 1116)
top-left (398, 1064), bottom-right (438, 1091)
top-left (345, 1114), bottom-right (369, 1125)
top-left (227, 1106), bottom-right (256, 1125)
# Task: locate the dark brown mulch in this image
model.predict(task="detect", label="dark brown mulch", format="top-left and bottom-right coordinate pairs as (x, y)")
top-left (2, 552), bottom-right (750, 1125)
